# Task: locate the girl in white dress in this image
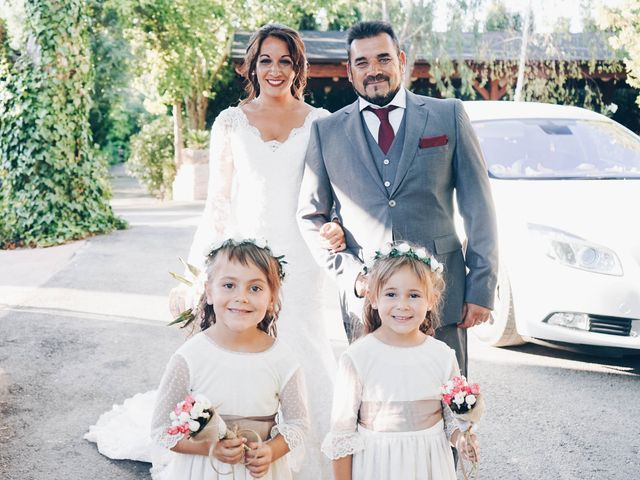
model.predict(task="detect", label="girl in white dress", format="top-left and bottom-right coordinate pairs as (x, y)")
top-left (321, 242), bottom-right (478, 480)
top-left (151, 239), bottom-right (309, 480)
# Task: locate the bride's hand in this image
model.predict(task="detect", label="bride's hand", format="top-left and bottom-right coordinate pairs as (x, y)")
top-left (319, 221), bottom-right (346, 253)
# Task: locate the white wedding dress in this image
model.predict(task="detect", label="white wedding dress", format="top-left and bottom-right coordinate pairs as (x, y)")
top-left (86, 106), bottom-right (338, 480)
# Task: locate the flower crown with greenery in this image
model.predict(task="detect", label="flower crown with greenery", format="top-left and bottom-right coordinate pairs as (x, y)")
top-left (363, 242), bottom-right (444, 274)
top-left (168, 238), bottom-right (286, 328)
top-left (204, 237), bottom-right (287, 280)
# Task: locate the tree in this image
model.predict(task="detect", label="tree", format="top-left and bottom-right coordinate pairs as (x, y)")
top-left (598, 0), bottom-right (640, 106)
top-left (0, 0), bottom-right (125, 247)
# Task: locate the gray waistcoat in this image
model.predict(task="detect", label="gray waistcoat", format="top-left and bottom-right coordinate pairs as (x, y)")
top-left (361, 111), bottom-right (407, 197)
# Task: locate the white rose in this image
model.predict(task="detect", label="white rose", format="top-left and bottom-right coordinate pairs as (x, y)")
top-left (397, 243), bottom-right (411, 253)
top-left (454, 392), bottom-right (466, 405)
top-left (466, 394), bottom-right (477, 406)
top-left (190, 404), bottom-right (204, 419)
top-left (430, 258), bottom-right (444, 273)
top-left (188, 419), bottom-right (200, 432)
top-left (169, 411), bottom-right (178, 421)
top-left (415, 248), bottom-right (427, 259)
top-left (379, 244), bottom-right (393, 256)
top-left (194, 394), bottom-right (211, 409)
top-left (201, 411), bottom-right (211, 419)
top-left (254, 238), bottom-right (268, 249)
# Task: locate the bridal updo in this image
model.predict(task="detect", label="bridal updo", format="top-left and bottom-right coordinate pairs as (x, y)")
top-left (239, 23), bottom-right (308, 102)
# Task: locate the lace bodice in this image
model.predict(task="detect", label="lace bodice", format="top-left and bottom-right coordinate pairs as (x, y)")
top-left (187, 106), bottom-right (330, 270)
top-left (150, 333), bottom-right (309, 470)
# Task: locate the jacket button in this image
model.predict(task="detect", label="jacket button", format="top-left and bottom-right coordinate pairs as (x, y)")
top-left (384, 181), bottom-right (391, 187)
top-left (388, 199), bottom-right (396, 207)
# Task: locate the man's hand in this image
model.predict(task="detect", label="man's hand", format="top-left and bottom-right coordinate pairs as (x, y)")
top-left (319, 221), bottom-right (346, 253)
top-left (458, 303), bottom-right (491, 329)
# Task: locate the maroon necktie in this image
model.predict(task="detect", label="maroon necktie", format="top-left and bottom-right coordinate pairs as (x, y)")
top-left (367, 105), bottom-right (398, 154)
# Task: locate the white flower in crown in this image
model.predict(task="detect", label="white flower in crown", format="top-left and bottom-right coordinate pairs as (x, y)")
top-left (203, 239), bottom-right (224, 257)
top-left (379, 243), bottom-right (393, 256)
top-left (252, 237), bottom-right (268, 249)
top-left (415, 248), bottom-right (428, 260)
top-left (430, 257), bottom-right (444, 273)
top-left (397, 243), bottom-right (411, 253)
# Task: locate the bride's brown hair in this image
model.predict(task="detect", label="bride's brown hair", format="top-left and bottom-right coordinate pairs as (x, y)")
top-left (239, 23), bottom-right (308, 103)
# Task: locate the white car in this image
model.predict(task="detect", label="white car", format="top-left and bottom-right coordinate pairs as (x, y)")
top-left (463, 101), bottom-right (640, 353)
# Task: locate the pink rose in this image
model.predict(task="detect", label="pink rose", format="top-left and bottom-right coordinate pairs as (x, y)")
top-left (470, 383), bottom-right (480, 394)
top-left (443, 394), bottom-right (452, 405)
top-left (167, 426), bottom-right (180, 435)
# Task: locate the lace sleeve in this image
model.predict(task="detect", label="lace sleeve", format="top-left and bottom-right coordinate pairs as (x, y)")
top-left (186, 109), bottom-right (235, 269)
top-left (270, 368), bottom-right (309, 472)
top-left (321, 353), bottom-right (364, 460)
top-left (150, 354), bottom-right (191, 449)
top-left (443, 349), bottom-right (462, 441)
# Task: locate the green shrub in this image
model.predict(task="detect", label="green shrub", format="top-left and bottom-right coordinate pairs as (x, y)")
top-left (126, 116), bottom-right (176, 199)
top-left (0, 0), bottom-right (126, 249)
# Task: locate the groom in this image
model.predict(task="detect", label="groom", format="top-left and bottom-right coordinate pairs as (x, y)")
top-left (297, 21), bottom-right (498, 375)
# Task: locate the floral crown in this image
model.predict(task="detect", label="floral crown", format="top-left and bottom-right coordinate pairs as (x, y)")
top-left (204, 237), bottom-right (287, 280)
top-left (363, 242), bottom-right (444, 274)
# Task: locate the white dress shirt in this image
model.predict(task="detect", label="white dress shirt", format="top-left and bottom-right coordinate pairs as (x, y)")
top-left (358, 88), bottom-right (407, 141)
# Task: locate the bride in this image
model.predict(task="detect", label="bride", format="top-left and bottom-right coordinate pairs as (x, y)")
top-left (87, 24), bottom-right (345, 480)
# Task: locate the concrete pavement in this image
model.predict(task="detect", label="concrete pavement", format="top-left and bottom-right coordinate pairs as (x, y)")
top-left (0, 165), bottom-right (201, 479)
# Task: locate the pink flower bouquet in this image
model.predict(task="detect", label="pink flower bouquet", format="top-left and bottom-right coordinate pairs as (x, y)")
top-left (441, 376), bottom-right (485, 479)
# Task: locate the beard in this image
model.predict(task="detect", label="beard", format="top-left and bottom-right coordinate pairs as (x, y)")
top-left (353, 74), bottom-right (400, 107)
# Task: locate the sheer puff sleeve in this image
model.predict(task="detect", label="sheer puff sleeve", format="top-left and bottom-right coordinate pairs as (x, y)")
top-left (270, 367), bottom-right (310, 472)
top-left (186, 108), bottom-right (235, 269)
top-left (321, 352), bottom-right (364, 459)
top-left (150, 354), bottom-right (191, 449)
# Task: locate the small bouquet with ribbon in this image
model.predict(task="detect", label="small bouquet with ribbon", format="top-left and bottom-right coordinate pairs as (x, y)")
top-left (441, 376), bottom-right (485, 479)
top-left (167, 394), bottom-right (263, 478)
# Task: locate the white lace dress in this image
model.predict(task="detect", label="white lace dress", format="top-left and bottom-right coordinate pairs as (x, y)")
top-left (86, 106), bottom-right (338, 479)
top-left (321, 335), bottom-right (459, 480)
top-left (151, 332), bottom-right (309, 480)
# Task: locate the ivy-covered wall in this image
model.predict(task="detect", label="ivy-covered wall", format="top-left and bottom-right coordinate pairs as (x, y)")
top-left (0, 0), bottom-right (125, 248)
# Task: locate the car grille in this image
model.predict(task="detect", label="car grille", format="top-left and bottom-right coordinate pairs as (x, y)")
top-left (588, 315), bottom-right (632, 336)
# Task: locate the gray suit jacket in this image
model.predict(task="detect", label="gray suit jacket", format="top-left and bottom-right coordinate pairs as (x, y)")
top-left (297, 90), bottom-right (498, 326)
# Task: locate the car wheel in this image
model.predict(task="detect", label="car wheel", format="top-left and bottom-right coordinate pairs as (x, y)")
top-left (473, 266), bottom-right (525, 347)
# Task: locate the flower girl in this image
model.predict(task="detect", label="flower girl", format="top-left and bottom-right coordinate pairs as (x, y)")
top-left (321, 242), bottom-right (478, 480)
top-left (151, 239), bottom-right (309, 479)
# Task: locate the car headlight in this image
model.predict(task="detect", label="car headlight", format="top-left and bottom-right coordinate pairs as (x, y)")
top-left (527, 223), bottom-right (623, 276)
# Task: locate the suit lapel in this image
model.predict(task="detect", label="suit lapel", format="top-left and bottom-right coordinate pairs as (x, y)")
top-left (390, 91), bottom-right (428, 197)
top-left (342, 102), bottom-right (387, 196)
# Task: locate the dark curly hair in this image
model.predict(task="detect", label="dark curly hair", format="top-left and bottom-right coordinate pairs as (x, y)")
top-left (239, 23), bottom-right (308, 103)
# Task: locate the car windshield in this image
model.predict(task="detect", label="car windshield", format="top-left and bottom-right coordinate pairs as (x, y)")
top-left (473, 118), bottom-right (640, 179)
